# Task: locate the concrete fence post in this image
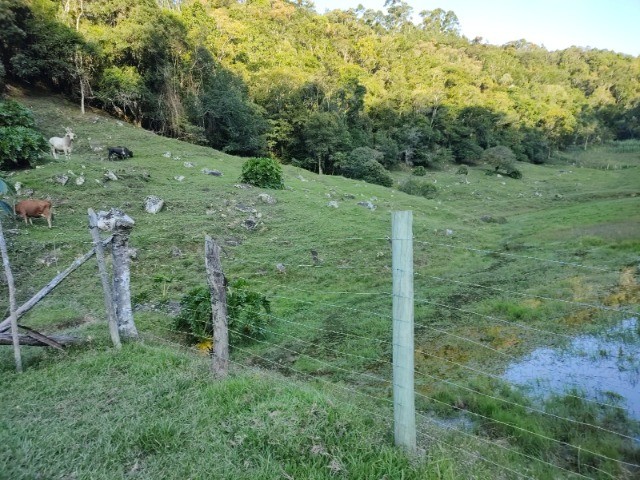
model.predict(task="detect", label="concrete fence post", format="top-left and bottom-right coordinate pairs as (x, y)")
top-left (392, 211), bottom-right (416, 452)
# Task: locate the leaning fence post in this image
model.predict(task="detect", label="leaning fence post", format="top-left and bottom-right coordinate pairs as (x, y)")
top-left (88, 209), bottom-right (121, 349)
top-left (205, 235), bottom-right (229, 379)
top-left (0, 220), bottom-right (22, 372)
top-left (392, 211), bottom-right (416, 452)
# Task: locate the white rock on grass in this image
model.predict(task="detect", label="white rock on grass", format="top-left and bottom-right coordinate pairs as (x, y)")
top-left (144, 195), bottom-right (164, 214)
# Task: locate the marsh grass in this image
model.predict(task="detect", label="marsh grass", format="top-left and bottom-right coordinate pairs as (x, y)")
top-left (1, 92), bottom-right (639, 478)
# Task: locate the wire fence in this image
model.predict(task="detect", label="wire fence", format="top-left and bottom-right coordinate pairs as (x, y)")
top-left (4, 213), bottom-right (639, 478)
top-left (132, 222), bottom-right (640, 479)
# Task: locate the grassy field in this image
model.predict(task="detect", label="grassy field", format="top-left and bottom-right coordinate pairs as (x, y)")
top-left (1, 89), bottom-right (640, 479)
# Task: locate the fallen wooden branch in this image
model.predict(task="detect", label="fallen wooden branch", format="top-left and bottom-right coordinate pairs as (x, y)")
top-left (19, 325), bottom-right (66, 351)
top-left (0, 236), bottom-right (113, 333)
top-left (0, 333), bottom-right (82, 347)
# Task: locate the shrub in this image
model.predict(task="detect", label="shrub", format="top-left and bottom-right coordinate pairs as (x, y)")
top-left (452, 139), bottom-right (483, 165)
top-left (174, 279), bottom-right (272, 346)
top-left (456, 165), bottom-right (469, 175)
top-left (398, 178), bottom-right (438, 198)
top-left (482, 145), bottom-right (517, 172)
top-left (338, 147), bottom-right (393, 187)
top-left (0, 100), bottom-right (47, 169)
top-left (240, 157), bottom-right (284, 189)
top-left (412, 166), bottom-right (427, 176)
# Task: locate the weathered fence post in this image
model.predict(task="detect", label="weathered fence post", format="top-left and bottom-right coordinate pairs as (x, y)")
top-left (94, 209), bottom-right (138, 340)
top-left (110, 212), bottom-right (138, 340)
top-left (392, 211), bottom-right (416, 452)
top-left (205, 235), bottom-right (229, 379)
top-left (88, 209), bottom-right (121, 349)
top-left (0, 220), bottom-right (22, 372)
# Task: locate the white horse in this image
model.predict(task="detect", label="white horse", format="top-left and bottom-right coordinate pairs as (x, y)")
top-left (49, 127), bottom-right (76, 159)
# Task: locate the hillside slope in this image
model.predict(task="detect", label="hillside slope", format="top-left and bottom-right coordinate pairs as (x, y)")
top-left (1, 91), bottom-right (639, 479)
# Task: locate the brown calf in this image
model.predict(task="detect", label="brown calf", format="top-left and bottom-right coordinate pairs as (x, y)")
top-left (15, 200), bottom-right (53, 228)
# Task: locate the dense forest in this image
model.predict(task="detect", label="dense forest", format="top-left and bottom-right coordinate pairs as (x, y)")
top-left (2, 0), bottom-right (640, 178)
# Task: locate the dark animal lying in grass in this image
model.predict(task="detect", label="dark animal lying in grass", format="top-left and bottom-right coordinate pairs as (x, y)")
top-left (108, 146), bottom-right (133, 160)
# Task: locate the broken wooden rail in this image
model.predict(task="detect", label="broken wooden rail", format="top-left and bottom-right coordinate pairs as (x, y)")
top-left (0, 236), bottom-right (113, 333)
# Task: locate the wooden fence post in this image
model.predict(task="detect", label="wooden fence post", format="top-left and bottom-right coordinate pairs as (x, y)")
top-left (0, 220), bottom-right (22, 372)
top-left (392, 211), bottom-right (416, 452)
top-left (88, 209), bottom-right (121, 349)
top-left (109, 212), bottom-right (138, 340)
top-left (205, 235), bottom-right (229, 379)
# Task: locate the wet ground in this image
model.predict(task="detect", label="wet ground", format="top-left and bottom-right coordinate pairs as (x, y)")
top-left (503, 317), bottom-right (640, 420)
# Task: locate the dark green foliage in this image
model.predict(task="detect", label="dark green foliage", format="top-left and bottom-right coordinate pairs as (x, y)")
top-left (482, 145), bottom-right (517, 171)
top-left (338, 147), bottom-right (393, 187)
top-left (173, 280), bottom-right (272, 346)
top-left (0, 99), bottom-right (46, 169)
top-left (240, 157), bottom-right (284, 189)
top-left (451, 139), bottom-right (483, 165)
top-left (398, 178), bottom-right (438, 198)
top-left (3, 0), bottom-right (640, 180)
top-left (412, 166), bottom-right (427, 176)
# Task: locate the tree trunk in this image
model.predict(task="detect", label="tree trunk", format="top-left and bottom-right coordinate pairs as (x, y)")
top-left (0, 220), bottom-right (22, 372)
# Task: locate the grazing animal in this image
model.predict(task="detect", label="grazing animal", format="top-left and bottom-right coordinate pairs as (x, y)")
top-left (15, 200), bottom-right (53, 228)
top-left (108, 146), bottom-right (133, 160)
top-left (49, 128), bottom-right (76, 159)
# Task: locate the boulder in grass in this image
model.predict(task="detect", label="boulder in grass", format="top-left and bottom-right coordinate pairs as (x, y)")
top-left (144, 195), bottom-right (164, 214)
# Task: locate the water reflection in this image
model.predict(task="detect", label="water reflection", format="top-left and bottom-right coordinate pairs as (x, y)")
top-left (503, 317), bottom-right (640, 420)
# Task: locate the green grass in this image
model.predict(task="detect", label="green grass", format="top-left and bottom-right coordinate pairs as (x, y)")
top-left (1, 89), bottom-right (639, 478)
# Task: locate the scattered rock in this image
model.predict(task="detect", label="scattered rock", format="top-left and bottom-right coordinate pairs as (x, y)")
top-left (14, 182), bottom-right (22, 194)
top-left (327, 201), bottom-right (339, 208)
top-left (296, 175), bottom-right (308, 182)
top-left (171, 246), bottom-right (183, 257)
top-left (183, 162), bottom-right (195, 168)
top-left (480, 215), bottom-right (507, 224)
top-left (201, 168), bottom-right (223, 176)
top-left (225, 237), bottom-right (243, 246)
top-left (75, 176), bottom-right (85, 186)
top-left (258, 193), bottom-right (276, 205)
top-left (104, 171), bottom-right (118, 181)
top-left (163, 151), bottom-right (172, 158)
top-left (235, 203), bottom-right (256, 213)
top-left (276, 263), bottom-right (286, 274)
top-left (243, 216), bottom-right (258, 230)
top-left (174, 176), bottom-right (185, 182)
top-left (445, 229), bottom-right (454, 236)
top-left (357, 201), bottom-right (376, 210)
top-left (234, 183), bottom-right (253, 189)
top-left (55, 174), bottom-right (69, 186)
top-left (144, 195), bottom-right (164, 214)
top-left (96, 208), bottom-right (135, 231)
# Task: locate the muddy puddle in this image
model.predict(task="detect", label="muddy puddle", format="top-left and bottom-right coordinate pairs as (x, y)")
top-left (503, 317), bottom-right (640, 420)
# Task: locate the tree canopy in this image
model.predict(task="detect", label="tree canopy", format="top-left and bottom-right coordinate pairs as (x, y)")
top-left (2, 0), bottom-right (639, 177)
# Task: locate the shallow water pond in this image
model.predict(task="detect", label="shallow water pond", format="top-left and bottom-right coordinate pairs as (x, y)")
top-left (503, 317), bottom-right (640, 420)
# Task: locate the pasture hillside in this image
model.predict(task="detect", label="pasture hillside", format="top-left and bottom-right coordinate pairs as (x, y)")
top-left (1, 90), bottom-right (640, 479)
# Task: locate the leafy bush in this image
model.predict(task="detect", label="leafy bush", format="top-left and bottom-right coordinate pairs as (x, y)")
top-left (0, 100), bottom-right (47, 169)
top-left (456, 165), bottom-right (469, 175)
top-left (482, 145), bottom-right (517, 172)
top-left (338, 147), bottom-right (393, 187)
top-left (240, 157), bottom-right (284, 189)
top-left (398, 178), bottom-right (438, 198)
top-left (452, 139), bottom-right (483, 165)
top-left (412, 166), bottom-right (427, 176)
top-left (174, 279), bottom-right (272, 346)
